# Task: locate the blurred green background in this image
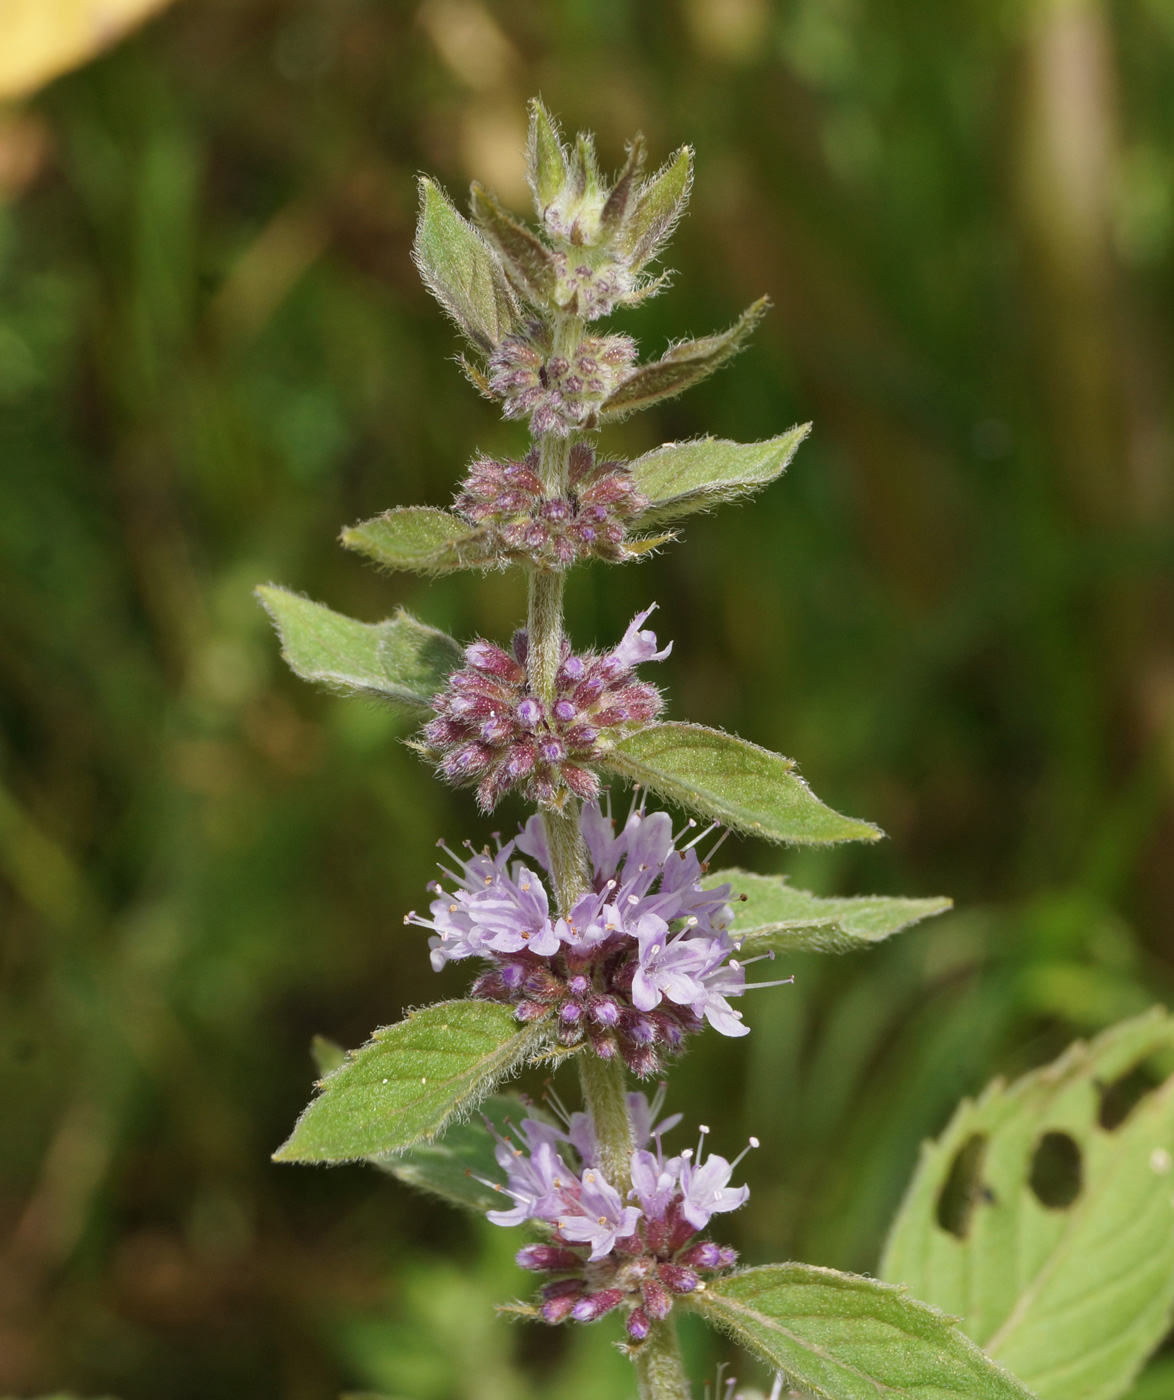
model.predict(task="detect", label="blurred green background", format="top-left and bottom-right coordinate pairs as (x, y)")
top-left (1, 0), bottom-right (1172, 1395)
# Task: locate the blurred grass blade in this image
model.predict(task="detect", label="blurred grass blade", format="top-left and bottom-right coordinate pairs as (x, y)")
top-left (600, 298), bottom-right (768, 419)
top-left (691, 1264), bottom-right (1034, 1400)
top-left (706, 868), bottom-right (952, 954)
top-left (256, 585), bottom-right (462, 710)
top-left (0, 0), bottom-right (178, 101)
top-left (274, 1002), bottom-right (547, 1162)
top-left (414, 177), bottom-right (518, 351)
top-left (604, 722), bottom-right (882, 845)
top-left (341, 507), bottom-right (494, 574)
top-left (630, 426), bottom-right (811, 526)
top-left (881, 1008), bottom-right (1174, 1400)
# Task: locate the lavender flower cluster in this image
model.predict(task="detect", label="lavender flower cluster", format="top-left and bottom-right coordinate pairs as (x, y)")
top-left (421, 608), bottom-right (668, 813)
top-left (408, 798), bottom-right (787, 1074)
top-left (453, 442), bottom-right (648, 569)
top-left (484, 1089), bottom-right (752, 1341)
top-left (487, 320), bottom-right (636, 435)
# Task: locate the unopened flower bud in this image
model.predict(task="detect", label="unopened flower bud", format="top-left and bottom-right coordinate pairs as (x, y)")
top-left (658, 1262), bottom-right (701, 1294)
top-left (626, 1306), bottom-right (651, 1341)
top-left (516, 1244), bottom-right (582, 1272)
top-left (641, 1277), bottom-right (674, 1320)
top-left (571, 1288), bottom-right (624, 1322)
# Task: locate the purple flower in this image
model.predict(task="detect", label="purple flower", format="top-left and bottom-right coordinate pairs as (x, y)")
top-left (677, 1127), bottom-right (754, 1231)
top-left (421, 616), bottom-right (668, 813)
top-left (408, 797), bottom-right (764, 1074)
top-left (612, 605), bottom-right (673, 669)
top-left (483, 1095), bottom-right (753, 1336)
top-left (453, 443), bottom-right (649, 569)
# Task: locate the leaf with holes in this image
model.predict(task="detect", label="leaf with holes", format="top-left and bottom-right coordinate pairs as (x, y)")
top-left (704, 869), bottom-right (952, 954)
top-left (414, 177), bottom-right (519, 351)
top-left (256, 585), bottom-right (463, 710)
top-left (341, 507), bottom-right (496, 574)
top-left (630, 426), bottom-right (810, 527)
top-left (881, 1007), bottom-right (1174, 1400)
top-left (600, 299), bottom-right (769, 419)
top-left (689, 1264), bottom-right (1034, 1400)
top-left (273, 1001), bottom-right (548, 1162)
top-left (602, 723), bottom-right (882, 845)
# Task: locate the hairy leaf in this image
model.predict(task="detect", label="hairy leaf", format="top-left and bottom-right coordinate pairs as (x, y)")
top-left (374, 1094), bottom-right (546, 1213)
top-left (414, 178), bottom-right (518, 351)
top-left (881, 1008), bottom-right (1174, 1400)
top-left (600, 298), bottom-right (768, 419)
top-left (706, 869), bottom-right (952, 954)
top-left (603, 723), bottom-right (882, 845)
top-left (624, 145), bottom-right (693, 270)
top-left (691, 1264), bottom-right (1034, 1400)
top-left (527, 98), bottom-right (567, 209)
top-left (256, 585), bottom-right (462, 710)
top-left (341, 507), bottom-right (495, 574)
top-left (630, 426), bottom-right (811, 526)
top-left (274, 1001), bottom-right (547, 1162)
top-left (470, 183), bottom-right (557, 304)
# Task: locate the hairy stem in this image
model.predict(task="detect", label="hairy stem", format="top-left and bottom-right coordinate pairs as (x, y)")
top-left (526, 308), bottom-right (684, 1400)
top-left (527, 568), bottom-right (565, 710)
top-left (577, 1049), bottom-right (634, 1194)
top-left (636, 1319), bottom-right (692, 1400)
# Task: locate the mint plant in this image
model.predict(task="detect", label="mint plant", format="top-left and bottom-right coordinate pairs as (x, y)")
top-left (258, 103), bottom-right (1174, 1400)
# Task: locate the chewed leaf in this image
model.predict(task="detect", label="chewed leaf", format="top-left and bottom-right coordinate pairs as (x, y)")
top-left (274, 1001), bottom-right (548, 1162)
top-left (631, 427), bottom-right (811, 526)
top-left (706, 869), bottom-right (952, 954)
top-left (256, 585), bottom-right (462, 710)
top-left (881, 1007), bottom-right (1174, 1400)
top-left (341, 507), bottom-right (495, 574)
top-left (374, 1094), bottom-right (549, 1214)
top-left (414, 178), bottom-right (518, 351)
top-left (690, 1264), bottom-right (1034, 1400)
top-left (600, 298), bottom-right (768, 419)
top-left (603, 723), bottom-right (882, 846)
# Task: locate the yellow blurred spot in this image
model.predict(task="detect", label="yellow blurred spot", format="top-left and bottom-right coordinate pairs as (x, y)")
top-left (684, 0), bottom-right (769, 64)
top-left (0, 0), bottom-right (181, 102)
top-left (417, 0), bottom-right (517, 92)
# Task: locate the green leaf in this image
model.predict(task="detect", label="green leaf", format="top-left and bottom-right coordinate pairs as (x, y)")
top-left (256, 585), bottom-right (462, 710)
top-left (600, 298), bottom-right (768, 419)
top-left (690, 1264), bottom-right (1034, 1400)
top-left (311, 1034), bottom-right (347, 1075)
top-left (374, 1094), bottom-right (543, 1214)
top-left (527, 98), bottom-right (567, 209)
top-left (414, 178), bottom-right (518, 351)
top-left (274, 1001), bottom-right (548, 1163)
top-left (341, 507), bottom-right (495, 575)
top-left (630, 426), bottom-right (811, 527)
top-left (881, 1008), bottom-right (1174, 1400)
top-left (706, 869), bottom-right (952, 954)
top-left (624, 145), bottom-right (693, 269)
top-left (470, 182), bottom-right (557, 304)
top-left (603, 723), bottom-right (882, 846)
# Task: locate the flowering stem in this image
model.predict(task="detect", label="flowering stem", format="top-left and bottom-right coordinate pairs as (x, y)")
top-left (525, 307), bottom-right (685, 1400)
top-left (635, 1318), bottom-right (692, 1400)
